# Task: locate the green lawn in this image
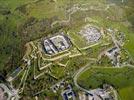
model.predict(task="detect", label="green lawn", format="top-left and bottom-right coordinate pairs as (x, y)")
top-left (78, 67), bottom-right (134, 100)
top-left (0, 0), bottom-right (34, 11)
top-left (119, 86), bottom-right (134, 100)
top-left (51, 64), bottom-right (65, 79)
top-left (124, 32), bottom-right (134, 59)
top-left (68, 32), bottom-right (87, 48)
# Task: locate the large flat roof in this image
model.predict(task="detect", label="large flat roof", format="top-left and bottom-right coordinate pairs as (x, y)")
top-left (43, 34), bottom-right (71, 55)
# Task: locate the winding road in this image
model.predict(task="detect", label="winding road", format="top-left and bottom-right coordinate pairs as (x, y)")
top-left (73, 62), bottom-right (93, 93)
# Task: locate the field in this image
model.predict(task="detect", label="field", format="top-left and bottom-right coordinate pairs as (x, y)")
top-left (78, 67), bottom-right (134, 100)
top-left (0, 0), bottom-right (134, 99)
